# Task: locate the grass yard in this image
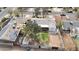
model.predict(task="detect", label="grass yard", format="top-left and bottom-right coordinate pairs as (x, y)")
top-left (74, 39), bottom-right (79, 49)
top-left (73, 35), bottom-right (79, 50)
top-left (74, 39), bottom-right (79, 50)
top-left (37, 32), bottom-right (48, 43)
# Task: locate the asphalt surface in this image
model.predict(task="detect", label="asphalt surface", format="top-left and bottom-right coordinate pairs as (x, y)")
top-left (0, 17), bottom-right (13, 37)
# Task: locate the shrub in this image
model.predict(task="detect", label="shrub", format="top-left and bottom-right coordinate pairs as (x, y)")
top-left (1, 17), bottom-right (8, 22)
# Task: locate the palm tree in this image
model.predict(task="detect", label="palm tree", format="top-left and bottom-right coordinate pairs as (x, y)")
top-left (22, 20), bottom-right (41, 42)
top-left (34, 8), bottom-right (40, 18)
top-left (56, 21), bottom-right (63, 30)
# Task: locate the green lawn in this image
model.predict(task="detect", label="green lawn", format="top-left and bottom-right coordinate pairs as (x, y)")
top-left (74, 35), bottom-right (79, 44)
top-left (37, 32), bottom-right (48, 42)
top-left (74, 39), bottom-right (79, 49)
top-left (73, 35), bottom-right (79, 49)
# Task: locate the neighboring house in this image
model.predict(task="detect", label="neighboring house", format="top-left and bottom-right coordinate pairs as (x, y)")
top-left (52, 7), bottom-right (64, 12)
top-left (32, 18), bottom-right (57, 33)
top-left (63, 20), bottom-right (79, 30)
top-left (62, 20), bottom-right (79, 34)
top-left (64, 13), bottom-right (77, 20)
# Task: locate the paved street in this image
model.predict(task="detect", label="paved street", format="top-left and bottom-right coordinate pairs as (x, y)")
top-left (0, 17), bottom-right (20, 42)
top-left (0, 17), bottom-right (13, 37)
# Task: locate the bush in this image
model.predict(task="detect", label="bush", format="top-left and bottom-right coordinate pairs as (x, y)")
top-left (1, 17), bottom-right (8, 22)
top-left (15, 14), bottom-right (19, 17)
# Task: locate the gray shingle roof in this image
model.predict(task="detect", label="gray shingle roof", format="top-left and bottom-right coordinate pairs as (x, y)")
top-left (32, 18), bottom-right (57, 32)
top-left (63, 20), bottom-right (79, 30)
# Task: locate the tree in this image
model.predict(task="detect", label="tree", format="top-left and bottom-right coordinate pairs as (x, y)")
top-left (73, 8), bottom-right (77, 12)
top-left (17, 7), bottom-right (24, 17)
top-left (13, 9), bottom-right (19, 17)
top-left (77, 11), bottom-right (79, 18)
top-left (1, 17), bottom-right (8, 22)
top-left (56, 21), bottom-right (63, 30)
top-left (34, 8), bottom-right (40, 18)
top-left (8, 10), bottom-right (13, 16)
top-left (22, 20), bottom-right (41, 41)
top-left (63, 7), bottom-right (73, 12)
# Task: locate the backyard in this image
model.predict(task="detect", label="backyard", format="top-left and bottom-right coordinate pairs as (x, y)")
top-left (74, 40), bottom-right (79, 48)
top-left (73, 35), bottom-right (79, 50)
top-left (37, 32), bottom-right (49, 43)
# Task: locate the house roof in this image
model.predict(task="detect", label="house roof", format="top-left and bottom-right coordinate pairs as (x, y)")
top-left (32, 18), bottom-right (57, 32)
top-left (32, 18), bottom-right (56, 26)
top-left (63, 20), bottom-right (79, 30)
